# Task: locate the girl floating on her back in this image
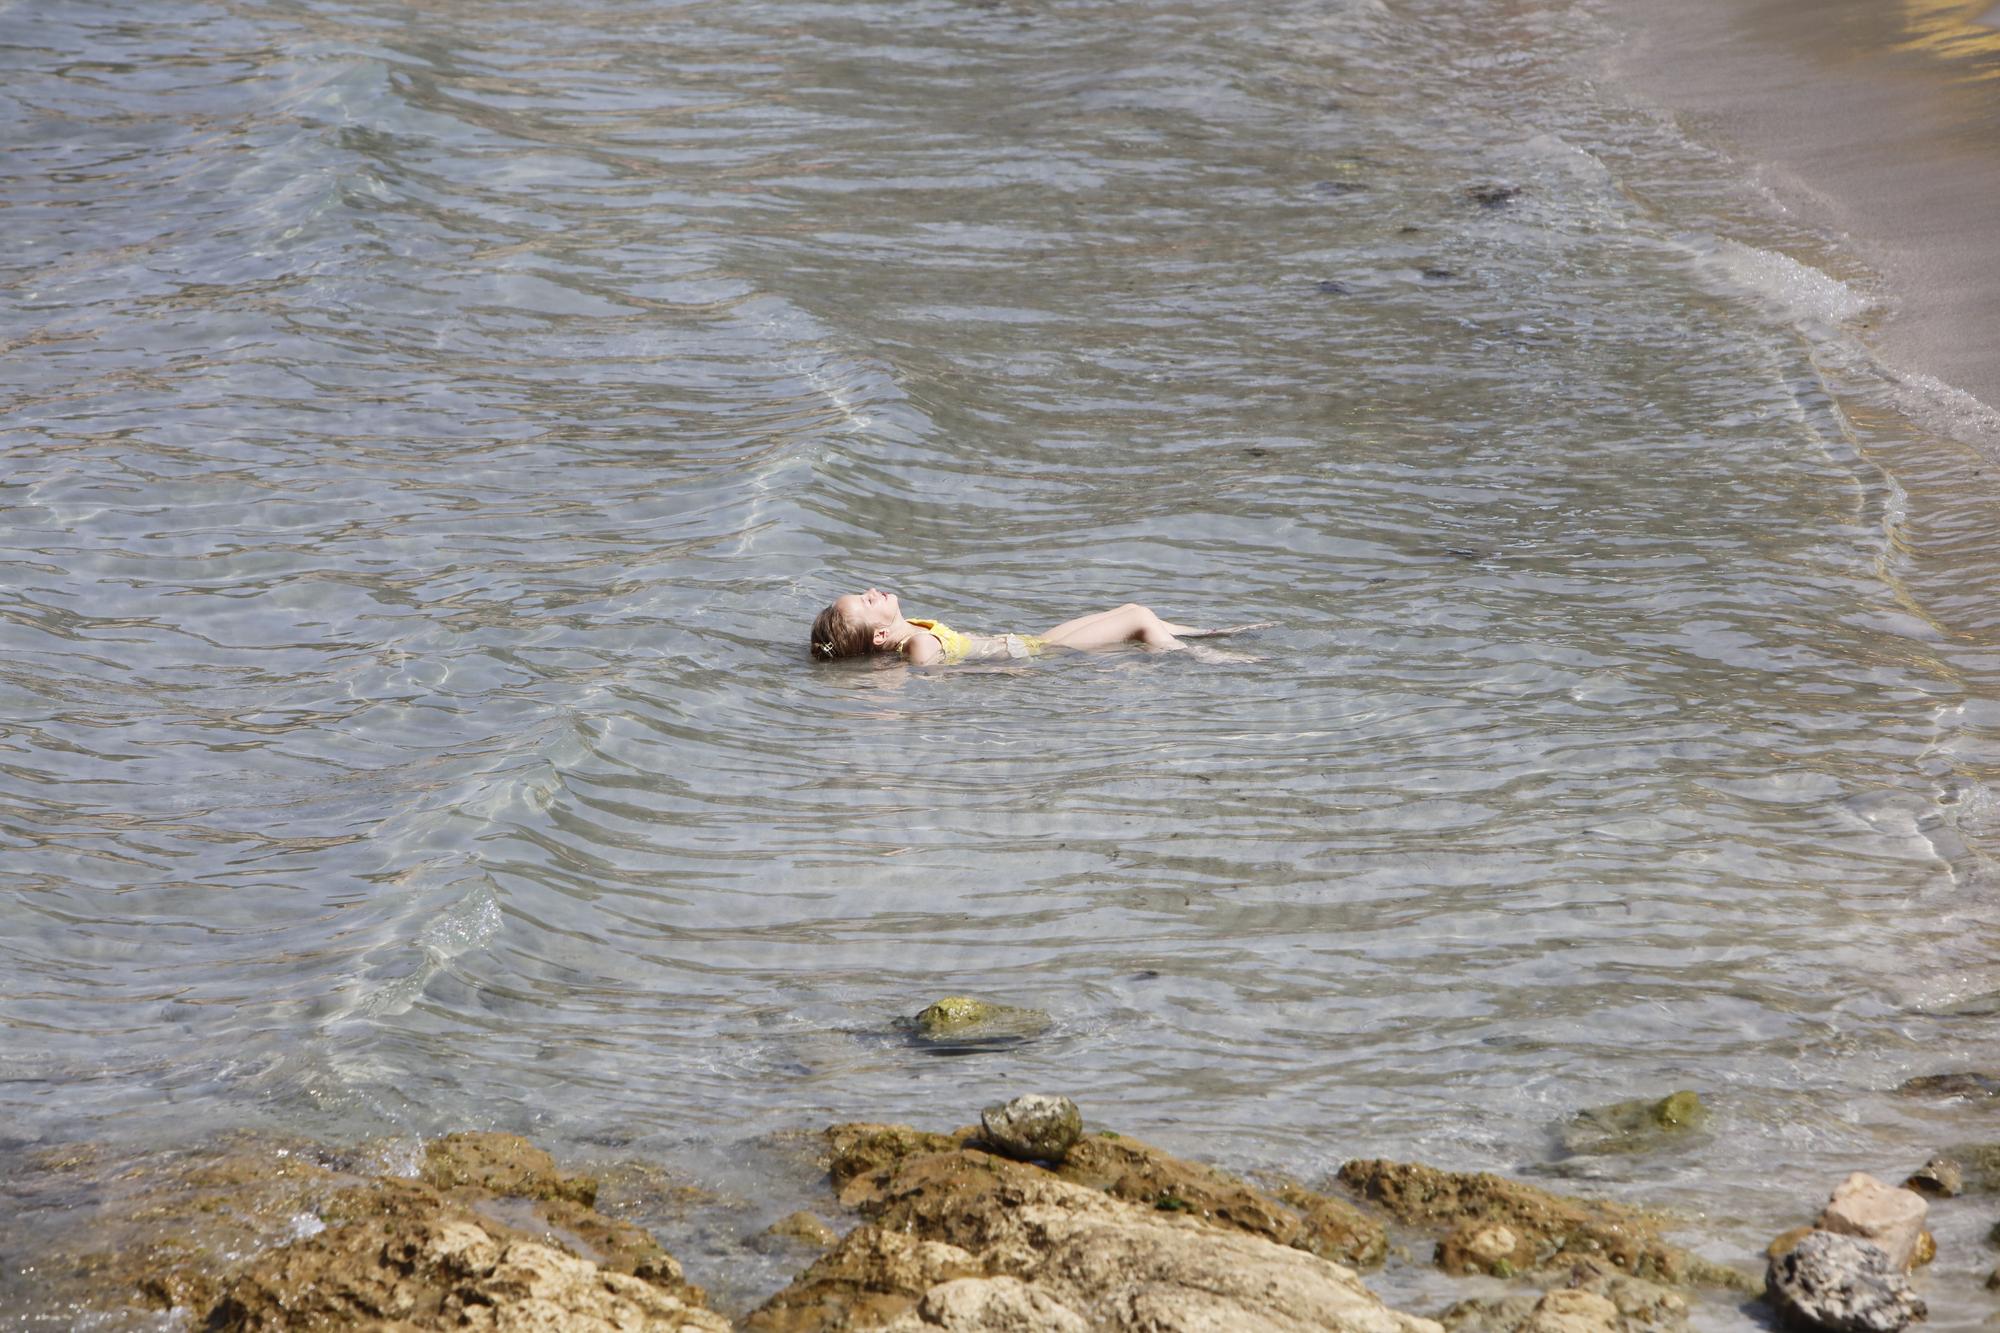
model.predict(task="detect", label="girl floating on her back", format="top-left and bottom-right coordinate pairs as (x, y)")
top-left (809, 588), bottom-right (1262, 665)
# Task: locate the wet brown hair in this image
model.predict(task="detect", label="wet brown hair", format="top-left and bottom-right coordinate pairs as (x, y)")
top-left (809, 601), bottom-right (874, 661)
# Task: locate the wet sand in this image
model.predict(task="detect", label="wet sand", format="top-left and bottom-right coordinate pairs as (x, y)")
top-left (1604, 0), bottom-right (2000, 411)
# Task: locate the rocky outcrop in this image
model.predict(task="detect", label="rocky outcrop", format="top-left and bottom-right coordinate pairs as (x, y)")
top-left (748, 1159), bottom-right (1438, 1333)
top-left (1337, 1159), bottom-right (1751, 1289)
top-left (208, 1184), bottom-right (726, 1332)
top-left (826, 1121), bottom-right (1387, 1268)
top-left (52, 1131), bottom-right (722, 1331)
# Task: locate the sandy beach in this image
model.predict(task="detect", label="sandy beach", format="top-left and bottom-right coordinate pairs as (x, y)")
top-left (1604, 0), bottom-right (2000, 413)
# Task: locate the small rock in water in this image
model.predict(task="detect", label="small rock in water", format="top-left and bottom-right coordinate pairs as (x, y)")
top-left (756, 1210), bottom-right (837, 1251)
top-left (1817, 1173), bottom-right (1929, 1271)
top-left (901, 996), bottom-right (1052, 1052)
top-left (1463, 183), bottom-right (1523, 209)
top-left (1441, 1222), bottom-right (1531, 1278)
top-left (1766, 1231), bottom-right (1925, 1333)
top-left (1520, 1289), bottom-right (1620, 1333)
top-left (1903, 1156), bottom-right (1963, 1198)
top-left (1896, 1070), bottom-right (2000, 1099)
top-left (980, 1094), bottom-right (1083, 1164)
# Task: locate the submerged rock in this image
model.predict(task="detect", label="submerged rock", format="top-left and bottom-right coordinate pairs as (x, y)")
top-left (758, 1211), bottom-right (838, 1252)
top-left (1938, 1143), bottom-right (2000, 1194)
top-left (1765, 1231), bottom-right (1925, 1333)
top-left (1816, 1174), bottom-right (1928, 1272)
top-left (1336, 1158), bottom-right (1751, 1290)
top-left (1560, 1092), bottom-right (1709, 1158)
top-left (900, 996), bottom-right (1052, 1051)
top-left (750, 1130), bottom-right (1439, 1333)
top-left (979, 1093), bottom-right (1083, 1163)
top-left (1902, 1157), bottom-right (1962, 1199)
top-left (1896, 1071), bottom-right (2000, 1099)
top-left (1464, 183), bottom-right (1524, 209)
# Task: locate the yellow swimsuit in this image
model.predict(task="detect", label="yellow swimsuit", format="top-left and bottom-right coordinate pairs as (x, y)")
top-left (907, 618), bottom-right (1046, 665)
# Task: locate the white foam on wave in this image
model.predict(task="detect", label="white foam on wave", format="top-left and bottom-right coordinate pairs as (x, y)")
top-left (1882, 366), bottom-right (2000, 457)
top-left (354, 878), bottom-right (503, 1019)
top-left (415, 881), bottom-right (504, 960)
top-left (1690, 237), bottom-right (1874, 330)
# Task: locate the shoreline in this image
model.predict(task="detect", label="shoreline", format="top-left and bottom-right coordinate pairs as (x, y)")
top-left (1600, 0), bottom-right (2000, 418)
top-left (16, 1091), bottom-right (1974, 1332)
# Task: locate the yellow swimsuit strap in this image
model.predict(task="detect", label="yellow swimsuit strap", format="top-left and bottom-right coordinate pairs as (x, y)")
top-left (906, 618), bottom-right (973, 664)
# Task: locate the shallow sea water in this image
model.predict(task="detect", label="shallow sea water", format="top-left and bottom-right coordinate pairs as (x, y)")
top-left (7, 0), bottom-right (2000, 1325)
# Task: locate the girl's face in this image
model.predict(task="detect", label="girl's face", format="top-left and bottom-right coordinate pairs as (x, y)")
top-left (834, 587), bottom-right (900, 634)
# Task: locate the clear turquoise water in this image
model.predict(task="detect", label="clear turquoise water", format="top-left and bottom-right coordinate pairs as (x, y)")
top-left (6, 0), bottom-right (2000, 1324)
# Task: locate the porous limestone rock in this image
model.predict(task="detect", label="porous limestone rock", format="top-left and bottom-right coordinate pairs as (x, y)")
top-left (1764, 1231), bottom-right (1924, 1333)
top-left (979, 1094), bottom-right (1083, 1164)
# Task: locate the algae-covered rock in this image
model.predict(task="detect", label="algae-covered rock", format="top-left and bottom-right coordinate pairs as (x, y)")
top-left (822, 1120), bottom-right (1389, 1270)
top-left (742, 1226), bottom-right (986, 1331)
top-left (1275, 1182), bottom-right (1393, 1270)
top-left (901, 996), bottom-right (1053, 1051)
top-left (1337, 1158), bottom-right (1752, 1290)
top-left (1939, 1143), bottom-right (2000, 1194)
top-left (32, 1135), bottom-right (345, 1320)
top-left (1560, 1092), bottom-right (1708, 1158)
top-left (206, 1185), bottom-right (727, 1332)
top-left (758, 1210), bottom-right (838, 1251)
top-left (980, 1093), bottom-right (1083, 1163)
top-left (23, 1130), bottom-right (718, 1331)
top-left (421, 1130), bottom-right (599, 1207)
top-left (827, 1122), bottom-right (971, 1195)
top-left (749, 1153), bottom-right (1441, 1333)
